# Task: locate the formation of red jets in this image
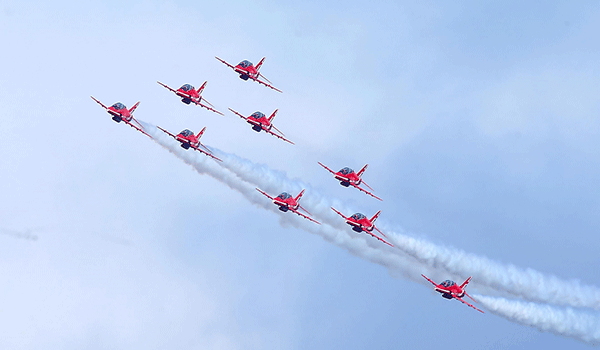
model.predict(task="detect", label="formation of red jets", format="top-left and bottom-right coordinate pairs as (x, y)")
top-left (91, 56), bottom-right (484, 314)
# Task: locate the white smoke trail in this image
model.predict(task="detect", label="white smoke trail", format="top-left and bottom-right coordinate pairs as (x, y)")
top-left (475, 295), bottom-right (600, 345)
top-left (385, 234), bottom-right (600, 310)
top-left (139, 121), bottom-right (439, 283)
top-left (139, 120), bottom-right (600, 343)
top-left (209, 146), bottom-right (600, 311)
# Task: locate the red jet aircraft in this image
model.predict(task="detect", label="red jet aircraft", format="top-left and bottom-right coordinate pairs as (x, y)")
top-left (421, 274), bottom-right (484, 313)
top-left (330, 207), bottom-right (393, 247)
top-left (228, 108), bottom-right (294, 144)
top-left (157, 81), bottom-right (224, 115)
top-left (256, 188), bottom-right (321, 224)
top-left (215, 56), bottom-right (282, 93)
top-left (91, 96), bottom-right (149, 137)
top-left (157, 126), bottom-right (222, 161)
top-left (318, 163), bottom-right (381, 201)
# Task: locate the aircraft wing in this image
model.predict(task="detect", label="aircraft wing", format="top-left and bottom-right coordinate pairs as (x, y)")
top-left (197, 141), bottom-right (213, 154)
top-left (298, 204), bottom-right (312, 216)
top-left (263, 127), bottom-right (294, 145)
top-left (373, 226), bottom-right (388, 238)
top-left (90, 96), bottom-right (108, 110)
top-left (122, 118), bottom-right (151, 138)
top-left (456, 296), bottom-right (485, 313)
top-left (421, 274), bottom-right (439, 287)
top-left (289, 208), bottom-right (321, 225)
top-left (351, 183), bottom-right (383, 201)
top-left (252, 75), bottom-right (283, 93)
top-left (190, 143), bottom-right (222, 162)
top-left (215, 56), bottom-right (236, 70)
top-left (318, 162), bottom-right (337, 176)
top-left (330, 207), bottom-right (349, 221)
top-left (194, 100), bottom-right (224, 115)
top-left (228, 108), bottom-right (249, 121)
top-left (366, 231), bottom-right (394, 247)
top-left (255, 188), bottom-right (275, 201)
top-left (359, 179), bottom-right (375, 192)
top-left (157, 81), bottom-right (178, 94)
top-left (157, 126), bottom-right (178, 140)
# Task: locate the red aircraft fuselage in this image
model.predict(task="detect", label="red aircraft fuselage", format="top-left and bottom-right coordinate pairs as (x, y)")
top-left (271, 191), bottom-right (301, 212)
top-left (332, 167), bottom-right (364, 187)
top-left (246, 111), bottom-right (273, 132)
top-left (344, 212), bottom-right (377, 233)
top-left (106, 102), bottom-right (135, 123)
top-left (174, 84), bottom-right (201, 105)
top-left (175, 129), bottom-right (201, 149)
top-left (435, 280), bottom-right (466, 299)
top-left (233, 60), bottom-right (259, 80)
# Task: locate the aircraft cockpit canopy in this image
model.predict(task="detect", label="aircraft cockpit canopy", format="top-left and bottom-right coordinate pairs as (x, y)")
top-left (179, 129), bottom-right (193, 137)
top-left (441, 280), bottom-right (456, 288)
top-left (111, 102), bottom-right (126, 110)
top-left (251, 111), bottom-right (265, 119)
top-left (180, 84), bottom-right (194, 91)
top-left (277, 192), bottom-right (292, 200)
top-left (339, 167), bottom-right (354, 175)
top-left (238, 60), bottom-right (252, 68)
top-left (351, 213), bottom-right (366, 221)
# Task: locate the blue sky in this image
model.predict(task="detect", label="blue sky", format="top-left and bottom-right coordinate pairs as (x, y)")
top-left (1, 1), bottom-right (599, 349)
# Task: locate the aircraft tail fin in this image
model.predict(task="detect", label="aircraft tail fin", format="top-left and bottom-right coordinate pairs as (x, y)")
top-left (370, 210), bottom-right (381, 224)
top-left (357, 164), bottom-right (369, 178)
top-left (129, 101), bottom-right (140, 114)
top-left (268, 109), bottom-right (279, 123)
top-left (194, 127), bottom-right (208, 150)
top-left (197, 81), bottom-right (207, 95)
top-left (195, 127), bottom-right (207, 143)
top-left (295, 189), bottom-right (305, 202)
top-left (256, 57), bottom-right (266, 71)
top-left (269, 111), bottom-right (289, 140)
top-left (460, 276), bottom-right (472, 289)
